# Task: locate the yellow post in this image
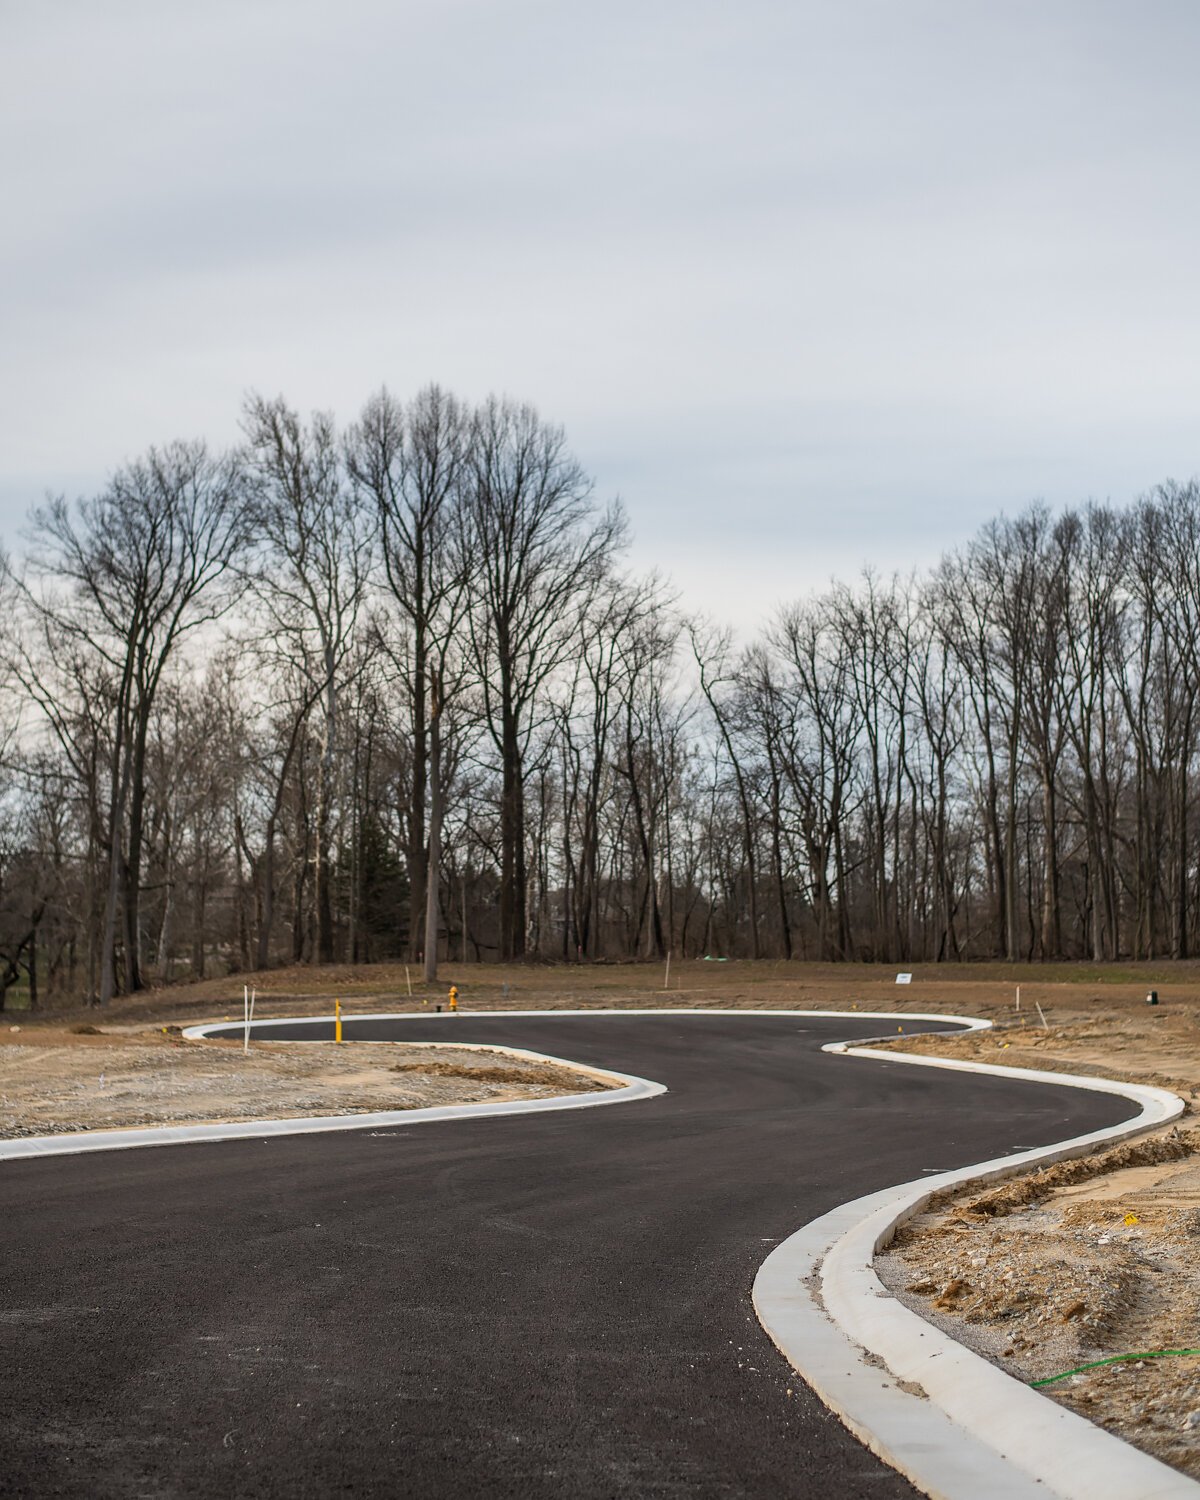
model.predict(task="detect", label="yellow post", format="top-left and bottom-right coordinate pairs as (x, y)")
top-left (335, 999), bottom-right (343, 1044)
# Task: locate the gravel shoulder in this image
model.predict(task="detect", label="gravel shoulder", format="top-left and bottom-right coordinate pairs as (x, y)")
top-left (0, 1028), bottom-right (613, 1139)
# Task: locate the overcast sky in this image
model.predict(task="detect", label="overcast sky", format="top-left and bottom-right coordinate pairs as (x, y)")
top-left (4, 1), bottom-right (1199, 627)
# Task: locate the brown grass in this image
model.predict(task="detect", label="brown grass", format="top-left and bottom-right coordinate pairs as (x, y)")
top-left (13, 954), bottom-right (1200, 1028)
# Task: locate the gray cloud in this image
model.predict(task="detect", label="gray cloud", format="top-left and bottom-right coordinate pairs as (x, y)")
top-left (5, 0), bottom-right (1200, 625)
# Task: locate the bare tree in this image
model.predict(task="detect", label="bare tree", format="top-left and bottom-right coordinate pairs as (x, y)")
top-left (346, 385), bottom-right (474, 979)
top-left (688, 619), bottom-right (762, 958)
top-left (769, 600), bottom-right (861, 960)
top-left (13, 442), bottom-right (248, 1002)
top-left (243, 396), bottom-right (371, 964)
top-left (466, 398), bottom-right (625, 959)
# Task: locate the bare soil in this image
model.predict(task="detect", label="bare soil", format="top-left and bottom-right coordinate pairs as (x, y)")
top-left (0, 1030), bottom-right (611, 1139)
top-left (858, 993), bottom-right (1200, 1480)
top-left (878, 1127), bottom-right (1200, 1479)
top-left (41, 955), bottom-right (1200, 1032)
top-left (872, 1008), bottom-right (1200, 1102)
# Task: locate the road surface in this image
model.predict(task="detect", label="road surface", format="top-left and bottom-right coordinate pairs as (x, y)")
top-left (2, 1013), bottom-right (1136, 1498)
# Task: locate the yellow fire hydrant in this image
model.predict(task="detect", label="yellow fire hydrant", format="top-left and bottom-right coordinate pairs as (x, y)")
top-left (448, 986), bottom-right (459, 1013)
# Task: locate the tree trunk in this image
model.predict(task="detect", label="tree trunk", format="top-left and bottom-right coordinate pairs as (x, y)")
top-left (1004, 736), bottom-right (1020, 962)
top-left (157, 878), bottom-right (174, 980)
top-left (1039, 767), bottom-right (1061, 957)
top-left (27, 923), bottom-right (38, 1010)
top-left (258, 830), bottom-right (276, 969)
top-left (499, 696), bottom-right (524, 960)
top-left (409, 633), bottom-right (428, 964)
top-left (121, 706), bottom-right (151, 993)
top-left (192, 855), bottom-right (207, 979)
top-left (423, 709), bottom-right (443, 983)
top-left (99, 722), bottom-right (134, 1006)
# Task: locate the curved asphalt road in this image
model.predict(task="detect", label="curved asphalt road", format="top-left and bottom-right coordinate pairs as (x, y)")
top-left (2, 1013), bottom-right (1137, 1499)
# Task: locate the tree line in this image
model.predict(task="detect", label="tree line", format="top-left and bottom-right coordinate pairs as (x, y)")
top-left (1, 384), bottom-right (1198, 1006)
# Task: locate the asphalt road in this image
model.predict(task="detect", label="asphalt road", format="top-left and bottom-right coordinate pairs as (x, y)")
top-left (2, 1013), bottom-right (1137, 1499)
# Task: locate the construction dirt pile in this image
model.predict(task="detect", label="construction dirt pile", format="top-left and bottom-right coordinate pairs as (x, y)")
top-left (877, 1126), bottom-right (1200, 1480)
top-left (0, 1029), bottom-right (613, 1138)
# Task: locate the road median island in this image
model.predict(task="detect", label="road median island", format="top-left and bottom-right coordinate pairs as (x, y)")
top-left (0, 1028), bottom-right (615, 1140)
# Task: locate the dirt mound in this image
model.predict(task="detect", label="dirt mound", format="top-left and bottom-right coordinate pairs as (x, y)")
top-left (390, 1059), bottom-right (603, 1088)
top-left (911, 1127), bottom-right (1200, 1221)
top-left (881, 1128), bottom-right (1200, 1479)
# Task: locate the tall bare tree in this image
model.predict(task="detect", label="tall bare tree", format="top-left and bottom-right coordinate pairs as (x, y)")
top-left (346, 385), bottom-right (474, 978)
top-left (466, 398), bottom-right (625, 959)
top-left (13, 442), bottom-right (248, 1001)
top-left (243, 396), bottom-right (371, 964)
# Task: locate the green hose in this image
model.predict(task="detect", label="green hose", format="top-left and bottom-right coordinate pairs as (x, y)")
top-left (1031, 1349), bottom-right (1200, 1387)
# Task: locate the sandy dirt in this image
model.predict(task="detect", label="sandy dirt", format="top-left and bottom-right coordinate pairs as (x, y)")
top-left (871, 1008), bottom-right (1200, 1101)
top-left (0, 1030), bottom-right (612, 1138)
top-left (860, 998), bottom-right (1200, 1480)
top-left (877, 1127), bottom-right (1200, 1479)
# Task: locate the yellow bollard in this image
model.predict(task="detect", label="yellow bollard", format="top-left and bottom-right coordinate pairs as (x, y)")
top-left (448, 986), bottom-right (458, 1013)
top-left (335, 999), bottom-right (343, 1044)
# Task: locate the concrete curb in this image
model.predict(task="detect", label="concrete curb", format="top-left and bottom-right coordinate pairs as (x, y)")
top-left (7, 1005), bottom-right (953, 1162)
top-left (1, 1006), bottom-right (970, 1162)
top-left (754, 1038), bottom-right (1195, 1499)
top-left (0, 1033), bottom-right (663, 1162)
top-left (184, 1007), bottom-right (991, 1028)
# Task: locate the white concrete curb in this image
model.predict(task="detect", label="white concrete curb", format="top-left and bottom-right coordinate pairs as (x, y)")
top-left (1, 1006), bottom-right (969, 1163)
top-left (0, 1032), bottom-right (663, 1162)
top-left (7, 1005), bottom-right (948, 1162)
top-left (183, 1007), bottom-right (991, 1029)
top-left (755, 1036), bottom-right (1195, 1499)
